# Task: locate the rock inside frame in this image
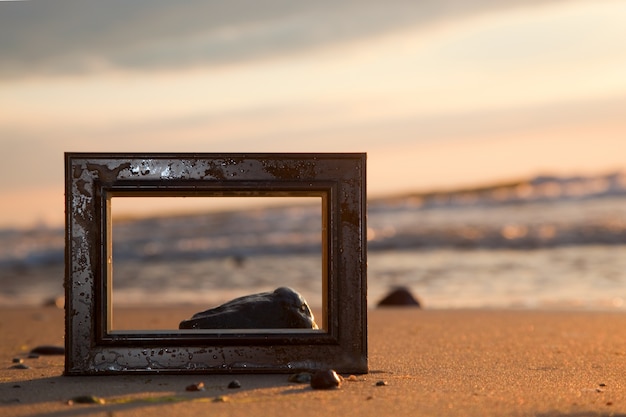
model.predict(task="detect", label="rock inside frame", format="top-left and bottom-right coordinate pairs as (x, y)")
top-left (64, 153), bottom-right (367, 375)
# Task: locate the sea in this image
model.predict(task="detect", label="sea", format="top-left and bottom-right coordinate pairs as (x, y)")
top-left (2, 171), bottom-right (626, 311)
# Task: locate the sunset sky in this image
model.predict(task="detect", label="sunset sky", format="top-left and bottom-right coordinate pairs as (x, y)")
top-left (1, 0), bottom-right (626, 228)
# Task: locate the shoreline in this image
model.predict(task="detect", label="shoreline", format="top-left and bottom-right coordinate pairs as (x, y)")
top-left (3, 306), bottom-right (626, 416)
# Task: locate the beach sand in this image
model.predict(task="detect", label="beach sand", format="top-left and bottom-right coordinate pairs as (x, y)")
top-left (2, 306), bottom-right (626, 416)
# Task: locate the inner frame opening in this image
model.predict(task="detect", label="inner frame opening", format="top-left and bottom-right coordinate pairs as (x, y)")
top-left (103, 191), bottom-right (330, 335)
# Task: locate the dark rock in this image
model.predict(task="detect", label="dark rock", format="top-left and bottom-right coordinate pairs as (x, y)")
top-left (179, 287), bottom-right (318, 329)
top-left (30, 345), bottom-right (65, 355)
top-left (310, 369), bottom-right (341, 390)
top-left (227, 380), bottom-right (241, 389)
top-left (377, 287), bottom-right (421, 307)
top-left (375, 380), bottom-right (389, 386)
top-left (12, 358), bottom-right (23, 364)
top-left (67, 395), bottom-right (105, 405)
top-left (10, 364), bottom-right (30, 370)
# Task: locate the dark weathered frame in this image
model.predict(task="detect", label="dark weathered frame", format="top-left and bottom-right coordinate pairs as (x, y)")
top-left (65, 153), bottom-right (367, 374)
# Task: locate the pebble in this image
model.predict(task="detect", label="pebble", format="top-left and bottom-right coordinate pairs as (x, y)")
top-left (375, 380), bottom-right (389, 386)
top-left (11, 364), bottom-right (30, 370)
top-left (30, 345), bottom-right (65, 355)
top-left (12, 358), bottom-right (23, 364)
top-left (67, 395), bottom-right (105, 405)
top-left (185, 382), bottom-right (205, 392)
top-left (310, 369), bottom-right (341, 390)
top-left (227, 380), bottom-right (241, 389)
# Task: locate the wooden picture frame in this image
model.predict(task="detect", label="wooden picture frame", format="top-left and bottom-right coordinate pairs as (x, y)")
top-left (64, 153), bottom-right (367, 374)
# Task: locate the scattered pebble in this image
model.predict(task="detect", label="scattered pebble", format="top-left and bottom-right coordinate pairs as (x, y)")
top-left (310, 369), bottom-right (341, 390)
top-left (599, 383), bottom-right (607, 387)
top-left (375, 380), bottom-right (388, 386)
top-left (213, 395), bottom-right (229, 403)
top-left (185, 382), bottom-right (205, 392)
top-left (67, 395), bottom-right (105, 405)
top-left (288, 372), bottom-right (312, 383)
top-left (227, 380), bottom-right (241, 389)
top-left (30, 345), bottom-right (65, 355)
top-left (347, 375), bottom-right (358, 382)
top-left (12, 358), bottom-right (23, 364)
top-left (13, 385), bottom-right (22, 389)
top-left (10, 364), bottom-right (30, 370)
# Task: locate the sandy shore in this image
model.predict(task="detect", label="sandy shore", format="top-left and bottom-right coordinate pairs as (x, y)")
top-left (2, 306), bottom-right (626, 416)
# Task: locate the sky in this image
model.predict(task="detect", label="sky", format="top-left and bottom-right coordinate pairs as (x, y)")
top-left (1, 0), bottom-right (626, 228)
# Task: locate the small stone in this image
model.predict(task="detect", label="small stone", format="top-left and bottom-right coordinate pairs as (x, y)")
top-left (13, 385), bottom-right (21, 388)
top-left (375, 380), bottom-right (388, 386)
top-left (377, 287), bottom-right (421, 307)
top-left (67, 395), bottom-right (105, 405)
top-left (12, 358), bottom-right (23, 364)
top-left (310, 369), bottom-right (341, 390)
top-left (347, 375), bottom-right (358, 382)
top-left (30, 345), bottom-right (65, 355)
top-left (213, 395), bottom-right (229, 403)
top-left (27, 353), bottom-right (40, 359)
top-left (10, 363), bottom-right (30, 370)
top-left (288, 372), bottom-right (312, 383)
top-left (599, 383), bottom-right (607, 387)
top-left (185, 382), bottom-right (205, 392)
top-left (227, 380), bottom-right (241, 389)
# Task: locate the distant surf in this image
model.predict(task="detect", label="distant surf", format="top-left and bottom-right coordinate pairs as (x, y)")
top-left (1, 170), bottom-right (625, 309)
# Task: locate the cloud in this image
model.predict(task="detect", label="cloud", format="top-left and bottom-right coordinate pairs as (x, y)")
top-left (0, 0), bottom-right (565, 79)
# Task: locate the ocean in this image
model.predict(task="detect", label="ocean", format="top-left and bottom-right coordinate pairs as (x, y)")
top-left (1, 171), bottom-right (626, 311)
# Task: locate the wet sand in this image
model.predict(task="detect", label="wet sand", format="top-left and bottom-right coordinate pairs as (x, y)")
top-left (2, 306), bottom-right (626, 416)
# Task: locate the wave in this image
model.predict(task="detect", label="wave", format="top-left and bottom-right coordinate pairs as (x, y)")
top-left (371, 171), bottom-right (626, 209)
top-left (367, 171), bottom-right (626, 250)
top-left (1, 171), bottom-right (626, 271)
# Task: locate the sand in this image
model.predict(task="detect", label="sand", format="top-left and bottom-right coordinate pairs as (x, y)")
top-left (2, 306), bottom-right (626, 416)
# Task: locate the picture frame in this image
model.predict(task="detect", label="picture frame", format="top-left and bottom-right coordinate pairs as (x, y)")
top-left (64, 152), bottom-right (367, 374)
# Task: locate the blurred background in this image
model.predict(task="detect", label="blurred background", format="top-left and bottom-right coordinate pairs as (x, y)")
top-left (1, 0), bottom-right (626, 312)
